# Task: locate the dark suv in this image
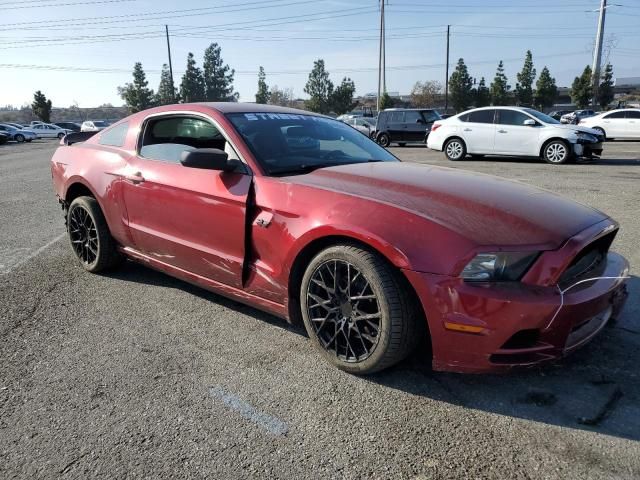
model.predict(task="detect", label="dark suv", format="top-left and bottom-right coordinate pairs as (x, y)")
top-left (376, 108), bottom-right (441, 147)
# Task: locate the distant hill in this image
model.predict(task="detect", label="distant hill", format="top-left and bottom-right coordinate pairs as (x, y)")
top-left (0, 105), bottom-right (128, 124)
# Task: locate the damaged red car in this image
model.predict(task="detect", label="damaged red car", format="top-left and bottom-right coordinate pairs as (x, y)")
top-left (50, 103), bottom-right (629, 374)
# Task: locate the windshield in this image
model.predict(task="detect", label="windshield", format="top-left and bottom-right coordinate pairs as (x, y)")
top-left (523, 108), bottom-right (560, 125)
top-left (226, 113), bottom-right (398, 176)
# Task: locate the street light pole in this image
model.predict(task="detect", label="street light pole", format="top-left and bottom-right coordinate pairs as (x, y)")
top-left (591, 0), bottom-right (607, 107)
top-left (377, 0), bottom-right (386, 112)
top-left (165, 24), bottom-right (175, 102)
top-left (445, 25), bottom-right (450, 112)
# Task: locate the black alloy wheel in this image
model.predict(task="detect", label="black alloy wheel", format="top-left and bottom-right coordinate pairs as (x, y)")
top-left (300, 245), bottom-right (421, 374)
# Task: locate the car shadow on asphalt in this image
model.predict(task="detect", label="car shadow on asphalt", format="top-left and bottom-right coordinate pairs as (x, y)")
top-left (103, 260), bottom-right (306, 338)
top-left (106, 261), bottom-right (639, 442)
top-left (369, 275), bottom-right (640, 442)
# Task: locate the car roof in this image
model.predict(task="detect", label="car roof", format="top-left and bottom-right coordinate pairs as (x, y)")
top-left (382, 108), bottom-right (435, 111)
top-left (190, 102), bottom-right (321, 116)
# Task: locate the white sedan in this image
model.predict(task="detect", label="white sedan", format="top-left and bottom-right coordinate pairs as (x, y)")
top-left (427, 107), bottom-right (604, 164)
top-left (81, 120), bottom-right (109, 132)
top-left (578, 108), bottom-right (640, 140)
top-left (30, 123), bottom-right (72, 139)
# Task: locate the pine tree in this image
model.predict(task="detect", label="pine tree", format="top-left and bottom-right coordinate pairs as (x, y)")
top-left (515, 50), bottom-right (536, 106)
top-left (570, 65), bottom-right (593, 108)
top-left (179, 53), bottom-right (205, 103)
top-left (304, 59), bottom-right (334, 114)
top-left (117, 62), bottom-right (156, 113)
top-left (156, 64), bottom-right (176, 105)
top-left (597, 63), bottom-right (614, 110)
top-left (534, 66), bottom-right (558, 110)
top-left (32, 90), bottom-right (52, 122)
top-left (379, 91), bottom-right (394, 110)
top-left (255, 66), bottom-right (270, 104)
top-left (203, 43), bottom-right (237, 102)
top-left (448, 58), bottom-right (473, 112)
top-left (330, 77), bottom-right (356, 115)
top-left (490, 60), bottom-right (510, 106)
top-left (474, 77), bottom-right (490, 107)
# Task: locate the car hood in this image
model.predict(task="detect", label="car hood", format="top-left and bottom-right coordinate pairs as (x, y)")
top-left (288, 162), bottom-right (607, 248)
top-left (547, 123), bottom-right (601, 136)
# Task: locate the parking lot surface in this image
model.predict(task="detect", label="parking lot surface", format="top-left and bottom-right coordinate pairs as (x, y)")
top-left (1, 139), bottom-right (639, 479)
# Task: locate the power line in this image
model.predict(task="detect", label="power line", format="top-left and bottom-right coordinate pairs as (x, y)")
top-left (5, 0), bottom-right (138, 9)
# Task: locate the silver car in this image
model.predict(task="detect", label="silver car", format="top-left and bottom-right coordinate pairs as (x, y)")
top-left (30, 123), bottom-right (72, 139)
top-left (0, 124), bottom-right (38, 143)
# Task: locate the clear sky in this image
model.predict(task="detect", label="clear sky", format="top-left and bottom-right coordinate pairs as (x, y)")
top-left (2, 0), bottom-right (639, 108)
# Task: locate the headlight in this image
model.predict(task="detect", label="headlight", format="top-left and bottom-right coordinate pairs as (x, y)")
top-left (575, 131), bottom-right (596, 142)
top-left (461, 252), bottom-right (539, 282)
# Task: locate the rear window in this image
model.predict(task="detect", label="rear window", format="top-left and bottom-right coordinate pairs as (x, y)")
top-left (99, 122), bottom-right (128, 147)
top-left (467, 110), bottom-right (495, 124)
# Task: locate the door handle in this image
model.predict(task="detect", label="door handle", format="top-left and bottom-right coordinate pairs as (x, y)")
top-left (124, 172), bottom-right (145, 184)
top-left (463, 128), bottom-right (472, 132)
top-left (498, 129), bottom-right (507, 133)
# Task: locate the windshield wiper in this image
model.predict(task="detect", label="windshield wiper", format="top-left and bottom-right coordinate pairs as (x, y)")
top-left (270, 163), bottom-right (340, 176)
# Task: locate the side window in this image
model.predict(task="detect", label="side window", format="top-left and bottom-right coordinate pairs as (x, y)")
top-left (99, 122), bottom-right (129, 147)
top-left (421, 110), bottom-right (440, 122)
top-left (604, 111), bottom-right (626, 119)
top-left (467, 110), bottom-right (495, 124)
top-left (497, 110), bottom-right (531, 126)
top-left (458, 113), bottom-right (469, 122)
top-left (389, 112), bottom-right (405, 123)
top-left (625, 111), bottom-right (640, 119)
top-left (404, 111), bottom-right (422, 123)
top-left (139, 116), bottom-right (232, 165)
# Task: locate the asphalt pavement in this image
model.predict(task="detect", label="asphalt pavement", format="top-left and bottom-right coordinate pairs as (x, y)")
top-left (1, 139), bottom-right (639, 479)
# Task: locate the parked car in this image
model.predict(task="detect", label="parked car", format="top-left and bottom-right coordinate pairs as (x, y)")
top-left (548, 110), bottom-right (573, 121)
top-left (5, 122), bottom-right (29, 130)
top-left (375, 108), bottom-right (441, 147)
top-left (427, 107), bottom-right (604, 164)
top-left (0, 123), bottom-right (38, 142)
top-left (31, 123), bottom-right (72, 139)
top-left (577, 108), bottom-right (640, 140)
top-left (55, 122), bottom-right (82, 132)
top-left (0, 132), bottom-right (8, 145)
top-left (560, 109), bottom-right (596, 124)
top-left (81, 120), bottom-right (109, 132)
top-left (50, 103), bottom-right (628, 375)
top-left (344, 117), bottom-right (376, 138)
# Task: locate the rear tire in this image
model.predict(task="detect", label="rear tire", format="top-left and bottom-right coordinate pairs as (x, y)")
top-left (378, 133), bottom-right (391, 147)
top-left (542, 140), bottom-right (571, 164)
top-left (67, 196), bottom-right (123, 273)
top-left (57, 132), bottom-right (65, 139)
top-left (444, 138), bottom-right (466, 161)
top-left (300, 245), bottom-right (420, 374)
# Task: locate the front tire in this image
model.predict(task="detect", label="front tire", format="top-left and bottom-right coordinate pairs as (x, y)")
top-left (67, 196), bottom-right (123, 273)
top-left (592, 127), bottom-right (607, 141)
top-left (15, 134), bottom-right (25, 143)
top-left (444, 138), bottom-right (466, 161)
top-left (542, 140), bottom-right (571, 164)
top-left (300, 245), bottom-right (420, 374)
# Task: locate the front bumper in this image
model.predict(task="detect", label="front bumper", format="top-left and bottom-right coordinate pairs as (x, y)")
top-left (404, 251), bottom-right (629, 374)
top-left (573, 140), bottom-right (603, 158)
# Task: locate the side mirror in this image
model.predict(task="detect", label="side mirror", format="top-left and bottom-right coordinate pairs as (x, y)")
top-left (180, 148), bottom-right (239, 172)
top-left (523, 119), bottom-right (536, 126)
top-left (416, 119), bottom-right (425, 124)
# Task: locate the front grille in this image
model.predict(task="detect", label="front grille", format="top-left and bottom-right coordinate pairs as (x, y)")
top-left (558, 230), bottom-right (616, 288)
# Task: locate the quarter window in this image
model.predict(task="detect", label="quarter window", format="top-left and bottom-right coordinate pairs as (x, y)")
top-left (99, 122), bottom-right (129, 147)
top-left (497, 110), bottom-right (531, 126)
top-left (467, 110), bottom-right (495, 124)
top-left (625, 110), bottom-right (640, 119)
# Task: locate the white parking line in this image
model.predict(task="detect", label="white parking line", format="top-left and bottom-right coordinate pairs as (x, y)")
top-left (0, 232), bottom-right (66, 276)
top-left (209, 385), bottom-right (288, 436)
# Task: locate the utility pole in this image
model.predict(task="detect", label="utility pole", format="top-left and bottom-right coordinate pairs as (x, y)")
top-left (165, 24), bottom-right (175, 102)
top-left (591, 0), bottom-right (607, 107)
top-left (444, 25), bottom-right (450, 112)
top-left (377, 0), bottom-right (386, 112)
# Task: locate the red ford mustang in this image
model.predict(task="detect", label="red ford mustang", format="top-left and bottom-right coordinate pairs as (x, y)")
top-left (50, 103), bottom-right (629, 374)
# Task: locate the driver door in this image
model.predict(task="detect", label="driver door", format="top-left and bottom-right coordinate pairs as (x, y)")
top-left (121, 114), bottom-right (251, 288)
